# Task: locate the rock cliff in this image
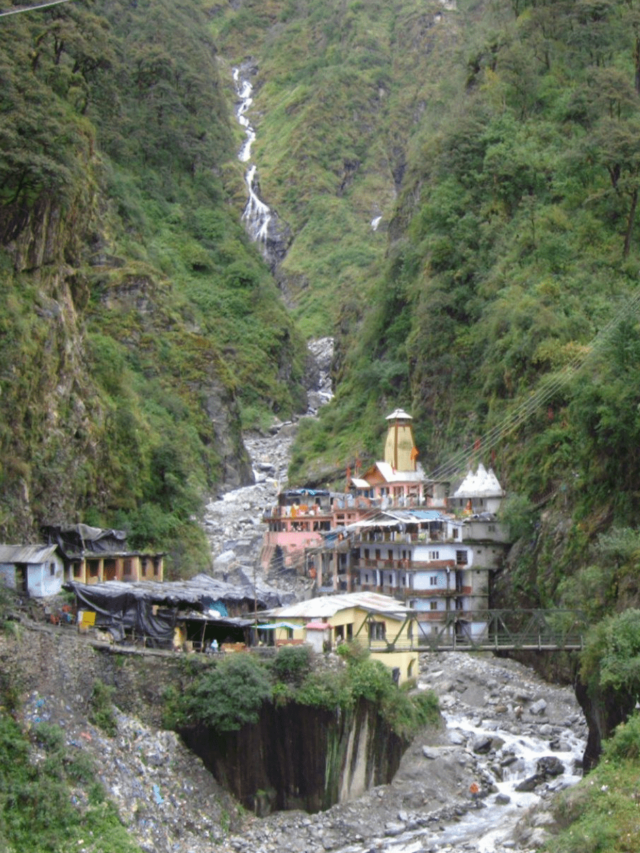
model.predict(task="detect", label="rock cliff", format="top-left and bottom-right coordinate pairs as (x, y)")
top-left (180, 699), bottom-right (406, 815)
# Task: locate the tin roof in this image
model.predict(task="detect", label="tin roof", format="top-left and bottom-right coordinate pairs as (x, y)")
top-left (374, 461), bottom-right (426, 483)
top-left (0, 544), bottom-right (58, 565)
top-left (264, 591), bottom-right (412, 621)
top-left (350, 478), bottom-right (371, 489)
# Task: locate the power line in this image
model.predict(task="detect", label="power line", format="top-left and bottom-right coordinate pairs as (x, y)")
top-left (428, 288), bottom-right (640, 481)
top-left (0, 0), bottom-right (72, 17)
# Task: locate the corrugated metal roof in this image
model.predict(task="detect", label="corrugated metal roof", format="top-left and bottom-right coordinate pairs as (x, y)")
top-left (375, 462), bottom-right (426, 483)
top-left (350, 478), bottom-right (371, 489)
top-left (0, 544), bottom-right (58, 564)
top-left (264, 592), bottom-right (412, 621)
top-left (67, 572), bottom-right (289, 609)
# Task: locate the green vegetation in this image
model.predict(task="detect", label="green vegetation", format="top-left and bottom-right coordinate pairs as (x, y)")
top-left (170, 645), bottom-right (439, 738)
top-left (0, 714), bottom-right (141, 853)
top-left (179, 653), bottom-right (274, 732)
top-left (0, 0), bottom-right (307, 570)
top-left (581, 610), bottom-right (640, 709)
top-left (209, 0), bottom-right (454, 338)
top-left (546, 715), bottom-right (640, 853)
top-left (88, 679), bottom-right (118, 737)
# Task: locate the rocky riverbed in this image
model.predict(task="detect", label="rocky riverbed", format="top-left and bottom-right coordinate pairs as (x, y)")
top-left (19, 642), bottom-right (586, 853)
top-left (23, 335), bottom-right (586, 853)
top-left (202, 336), bottom-right (333, 596)
top-left (213, 651), bottom-right (586, 853)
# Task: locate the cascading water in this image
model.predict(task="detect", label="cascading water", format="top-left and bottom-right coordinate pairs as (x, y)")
top-left (233, 67), bottom-right (289, 266)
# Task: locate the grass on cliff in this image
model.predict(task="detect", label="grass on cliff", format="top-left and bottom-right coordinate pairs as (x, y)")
top-left (545, 714), bottom-right (640, 853)
top-left (0, 714), bottom-right (141, 853)
top-left (0, 0), bottom-right (307, 568)
top-left (165, 643), bottom-right (439, 739)
top-left (208, 0), bottom-right (457, 337)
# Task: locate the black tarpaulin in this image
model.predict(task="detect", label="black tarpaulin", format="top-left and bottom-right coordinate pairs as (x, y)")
top-left (66, 573), bottom-right (289, 644)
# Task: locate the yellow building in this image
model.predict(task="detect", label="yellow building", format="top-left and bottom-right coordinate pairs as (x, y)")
top-left (383, 408), bottom-right (420, 472)
top-left (262, 592), bottom-right (418, 684)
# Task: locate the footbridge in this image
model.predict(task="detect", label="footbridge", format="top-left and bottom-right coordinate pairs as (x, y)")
top-left (414, 609), bottom-right (587, 652)
top-left (368, 609), bottom-right (588, 654)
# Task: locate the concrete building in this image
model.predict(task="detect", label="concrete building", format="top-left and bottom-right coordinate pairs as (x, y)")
top-left (42, 524), bottom-right (165, 585)
top-left (0, 544), bottom-right (65, 598)
top-left (261, 591), bottom-right (418, 684)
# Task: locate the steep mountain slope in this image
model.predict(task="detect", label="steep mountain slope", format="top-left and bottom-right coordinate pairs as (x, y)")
top-left (293, 0), bottom-right (640, 561)
top-left (209, 0), bottom-right (464, 337)
top-left (0, 0), bottom-right (307, 573)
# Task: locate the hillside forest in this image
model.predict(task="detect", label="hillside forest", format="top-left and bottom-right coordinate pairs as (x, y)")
top-left (3, 0), bottom-right (640, 848)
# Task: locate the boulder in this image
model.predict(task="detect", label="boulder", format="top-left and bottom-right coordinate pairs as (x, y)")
top-left (537, 756), bottom-right (565, 777)
top-left (529, 698), bottom-right (548, 716)
top-left (473, 735), bottom-right (494, 754)
top-left (515, 774), bottom-right (546, 792)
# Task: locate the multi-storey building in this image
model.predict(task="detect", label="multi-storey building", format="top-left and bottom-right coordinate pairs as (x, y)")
top-left (259, 409), bottom-right (512, 641)
top-left (260, 409), bottom-right (442, 573)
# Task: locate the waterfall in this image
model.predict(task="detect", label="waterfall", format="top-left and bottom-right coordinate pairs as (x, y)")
top-left (233, 66), bottom-right (290, 267)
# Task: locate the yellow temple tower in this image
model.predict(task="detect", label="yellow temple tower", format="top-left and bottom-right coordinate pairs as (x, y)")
top-left (383, 408), bottom-right (419, 472)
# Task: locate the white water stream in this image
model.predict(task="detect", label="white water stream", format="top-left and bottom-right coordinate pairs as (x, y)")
top-left (233, 68), bottom-right (273, 247)
top-left (332, 705), bottom-right (584, 853)
top-left (432, 714), bottom-right (583, 851)
top-left (227, 50), bottom-right (585, 852)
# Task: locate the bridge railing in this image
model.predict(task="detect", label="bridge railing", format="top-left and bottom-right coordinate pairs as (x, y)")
top-left (413, 609), bottom-right (587, 652)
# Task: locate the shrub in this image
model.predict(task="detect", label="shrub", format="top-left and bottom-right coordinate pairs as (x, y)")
top-left (604, 712), bottom-right (640, 762)
top-left (272, 645), bottom-right (313, 686)
top-left (184, 654), bottom-right (273, 732)
top-left (581, 609), bottom-right (640, 697)
top-left (89, 680), bottom-right (118, 737)
top-left (336, 640), bottom-right (370, 665)
top-left (33, 722), bottom-right (65, 752)
top-left (413, 690), bottom-right (440, 728)
top-left (295, 670), bottom-right (348, 711)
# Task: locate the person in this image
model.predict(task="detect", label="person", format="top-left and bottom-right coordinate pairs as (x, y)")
top-left (211, 638), bottom-right (219, 653)
top-left (469, 782), bottom-right (480, 803)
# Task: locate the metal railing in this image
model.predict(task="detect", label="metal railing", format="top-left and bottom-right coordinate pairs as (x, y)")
top-left (413, 609), bottom-right (587, 652)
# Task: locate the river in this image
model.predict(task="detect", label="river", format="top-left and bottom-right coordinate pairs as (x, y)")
top-left (214, 650), bottom-right (586, 853)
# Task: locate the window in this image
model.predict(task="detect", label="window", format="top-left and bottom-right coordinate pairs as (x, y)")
top-left (429, 550), bottom-right (439, 560)
top-left (375, 549), bottom-right (381, 560)
top-left (456, 550), bottom-right (468, 565)
top-left (364, 548), bottom-right (370, 560)
top-left (388, 549), bottom-right (393, 561)
top-left (488, 524), bottom-right (496, 532)
top-left (49, 563), bottom-right (55, 576)
top-left (369, 622), bottom-right (386, 641)
top-left (453, 527), bottom-right (459, 539)
top-left (430, 601), bottom-right (438, 611)
top-left (430, 576), bottom-right (438, 586)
